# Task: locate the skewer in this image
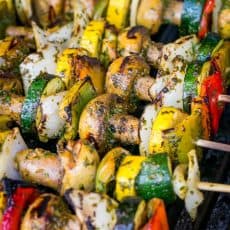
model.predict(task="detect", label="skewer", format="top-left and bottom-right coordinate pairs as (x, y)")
top-left (196, 139), bottom-right (230, 152)
top-left (218, 94), bottom-right (230, 103)
top-left (197, 182), bottom-right (230, 193)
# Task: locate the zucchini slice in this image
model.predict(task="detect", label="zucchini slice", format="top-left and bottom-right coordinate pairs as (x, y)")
top-left (21, 74), bottom-right (65, 135)
top-left (80, 20), bottom-right (105, 58)
top-left (180, 0), bottom-right (205, 35)
top-left (115, 155), bottom-right (146, 201)
top-left (115, 197), bottom-right (147, 230)
top-left (59, 78), bottom-right (97, 141)
top-left (196, 33), bottom-right (221, 63)
top-left (96, 147), bottom-right (130, 194)
top-left (106, 0), bottom-right (131, 29)
top-left (135, 153), bottom-right (175, 203)
top-left (183, 62), bottom-right (203, 113)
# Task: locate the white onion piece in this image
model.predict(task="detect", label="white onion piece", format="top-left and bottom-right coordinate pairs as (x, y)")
top-left (68, 0), bottom-right (91, 48)
top-left (32, 22), bottom-right (72, 51)
top-left (0, 128), bottom-right (27, 180)
top-left (47, 23), bottom-right (73, 46)
top-left (173, 164), bottom-right (188, 200)
top-left (37, 91), bottom-right (66, 141)
top-left (20, 54), bottom-right (55, 94)
top-left (15, 0), bottom-right (33, 25)
top-left (212, 0), bottom-right (222, 33)
top-left (160, 35), bottom-right (198, 73)
top-left (149, 59), bottom-right (186, 109)
top-left (185, 150), bottom-right (204, 220)
top-left (139, 104), bottom-right (158, 156)
top-left (66, 190), bottom-right (118, 230)
top-left (149, 77), bottom-right (166, 101)
top-left (21, 22), bottom-right (71, 94)
top-left (130, 0), bottom-right (140, 26)
top-left (162, 60), bottom-right (186, 109)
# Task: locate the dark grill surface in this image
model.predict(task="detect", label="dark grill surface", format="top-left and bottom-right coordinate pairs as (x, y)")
top-left (154, 25), bottom-right (230, 230)
top-left (170, 92), bottom-right (230, 230)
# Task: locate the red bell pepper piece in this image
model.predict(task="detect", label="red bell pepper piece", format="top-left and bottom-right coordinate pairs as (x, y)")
top-left (0, 187), bottom-right (40, 230)
top-left (142, 198), bottom-right (169, 230)
top-left (198, 0), bottom-right (215, 38)
top-left (200, 71), bottom-right (225, 134)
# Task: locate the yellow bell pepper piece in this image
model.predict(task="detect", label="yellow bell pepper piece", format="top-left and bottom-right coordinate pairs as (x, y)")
top-left (148, 107), bottom-right (187, 154)
top-left (106, 0), bottom-right (131, 30)
top-left (0, 191), bottom-right (6, 220)
top-left (0, 36), bottom-right (13, 56)
top-left (80, 20), bottom-right (105, 58)
top-left (56, 48), bottom-right (88, 87)
top-left (136, 0), bottom-right (163, 34)
top-left (115, 155), bottom-right (145, 201)
top-left (197, 61), bottom-right (211, 96)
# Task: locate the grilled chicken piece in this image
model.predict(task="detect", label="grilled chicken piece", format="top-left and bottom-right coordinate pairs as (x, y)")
top-left (21, 193), bottom-right (82, 230)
